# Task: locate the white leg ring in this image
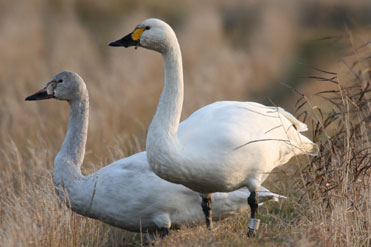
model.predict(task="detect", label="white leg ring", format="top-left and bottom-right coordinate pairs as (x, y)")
top-left (248, 218), bottom-right (260, 230)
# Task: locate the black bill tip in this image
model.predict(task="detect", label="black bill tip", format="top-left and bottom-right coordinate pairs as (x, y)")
top-left (25, 89), bottom-right (54, 101)
top-left (108, 33), bottom-right (139, 48)
top-left (108, 40), bottom-right (125, 47)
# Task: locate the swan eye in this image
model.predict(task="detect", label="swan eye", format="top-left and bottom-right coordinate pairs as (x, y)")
top-left (57, 79), bottom-right (63, 83)
top-left (145, 26), bottom-right (150, 30)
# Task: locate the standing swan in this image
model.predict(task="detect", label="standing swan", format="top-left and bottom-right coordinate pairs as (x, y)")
top-left (25, 71), bottom-right (285, 238)
top-left (109, 18), bottom-right (318, 236)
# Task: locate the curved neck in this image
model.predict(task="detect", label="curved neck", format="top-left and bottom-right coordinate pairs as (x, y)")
top-left (147, 41), bottom-right (183, 144)
top-left (53, 93), bottom-right (89, 188)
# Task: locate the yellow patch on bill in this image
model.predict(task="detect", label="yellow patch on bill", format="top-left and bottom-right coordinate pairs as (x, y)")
top-left (131, 27), bottom-right (145, 41)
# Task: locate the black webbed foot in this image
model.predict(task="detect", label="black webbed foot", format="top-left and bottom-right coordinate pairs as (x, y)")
top-left (247, 228), bottom-right (256, 237)
top-left (160, 227), bottom-right (169, 238)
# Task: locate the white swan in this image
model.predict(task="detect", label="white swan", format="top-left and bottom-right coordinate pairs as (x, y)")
top-left (25, 71), bottom-right (285, 237)
top-left (109, 18), bottom-right (318, 236)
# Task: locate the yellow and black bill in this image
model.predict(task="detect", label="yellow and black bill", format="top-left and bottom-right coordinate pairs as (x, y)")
top-left (109, 27), bottom-right (145, 48)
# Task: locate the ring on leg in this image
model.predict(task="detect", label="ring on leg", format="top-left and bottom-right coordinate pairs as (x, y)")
top-left (247, 218), bottom-right (260, 237)
top-left (247, 191), bottom-right (259, 237)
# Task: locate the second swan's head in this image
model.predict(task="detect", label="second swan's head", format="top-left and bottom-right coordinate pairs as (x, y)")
top-left (25, 71), bottom-right (87, 102)
top-left (109, 18), bottom-right (178, 53)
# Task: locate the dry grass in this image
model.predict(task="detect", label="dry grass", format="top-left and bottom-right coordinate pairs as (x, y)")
top-left (1, 0), bottom-right (370, 246)
top-left (298, 45), bottom-right (371, 246)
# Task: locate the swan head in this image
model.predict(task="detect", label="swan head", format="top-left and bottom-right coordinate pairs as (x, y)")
top-left (109, 18), bottom-right (177, 53)
top-left (25, 71), bottom-right (87, 102)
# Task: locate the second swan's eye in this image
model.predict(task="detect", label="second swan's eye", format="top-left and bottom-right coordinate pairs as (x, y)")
top-left (57, 79), bottom-right (63, 83)
top-left (145, 26), bottom-right (151, 30)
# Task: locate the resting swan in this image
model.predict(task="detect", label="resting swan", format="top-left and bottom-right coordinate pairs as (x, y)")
top-left (109, 18), bottom-right (318, 236)
top-left (25, 71), bottom-right (285, 237)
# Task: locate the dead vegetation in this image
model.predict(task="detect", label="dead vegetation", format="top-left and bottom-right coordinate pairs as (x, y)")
top-left (0, 0), bottom-right (370, 246)
top-left (297, 42), bottom-right (371, 246)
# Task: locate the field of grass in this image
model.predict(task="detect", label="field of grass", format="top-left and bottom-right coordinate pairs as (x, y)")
top-left (0, 0), bottom-right (370, 246)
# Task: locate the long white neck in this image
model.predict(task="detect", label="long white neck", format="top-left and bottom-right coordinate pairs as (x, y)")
top-left (53, 92), bottom-right (89, 190)
top-left (146, 40), bottom-right (183, 148)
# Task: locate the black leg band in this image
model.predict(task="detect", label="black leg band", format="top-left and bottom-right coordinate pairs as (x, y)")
top-left (201, 196), bottom-right (213, 230)
top-left (247, 191), bottom-right (260, 237)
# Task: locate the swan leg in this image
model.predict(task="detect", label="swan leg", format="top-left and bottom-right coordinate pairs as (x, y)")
top-left (200, 193), bottom-right (213, 230)
top-left (247, 191), bottom-right (260, 237)
top-left (160, 227), bottom-right (169, 238)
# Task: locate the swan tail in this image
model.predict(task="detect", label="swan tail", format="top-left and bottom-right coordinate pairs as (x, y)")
top-left (256, 186), bottom-right (287, 205)
top-left (274, 107), bottom-right (319, 156)
top-left (276, 107), bottom-right (308, 132)
top-left (211, 186), bottom-right (286, 219)
top-left (298, 135), bottom-right (319, 156)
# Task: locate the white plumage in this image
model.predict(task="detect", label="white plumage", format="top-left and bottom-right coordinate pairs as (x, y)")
top-left (25, 71), bottom-right (285, 236)
top-left (109, 18), bottom-right (317, 234)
